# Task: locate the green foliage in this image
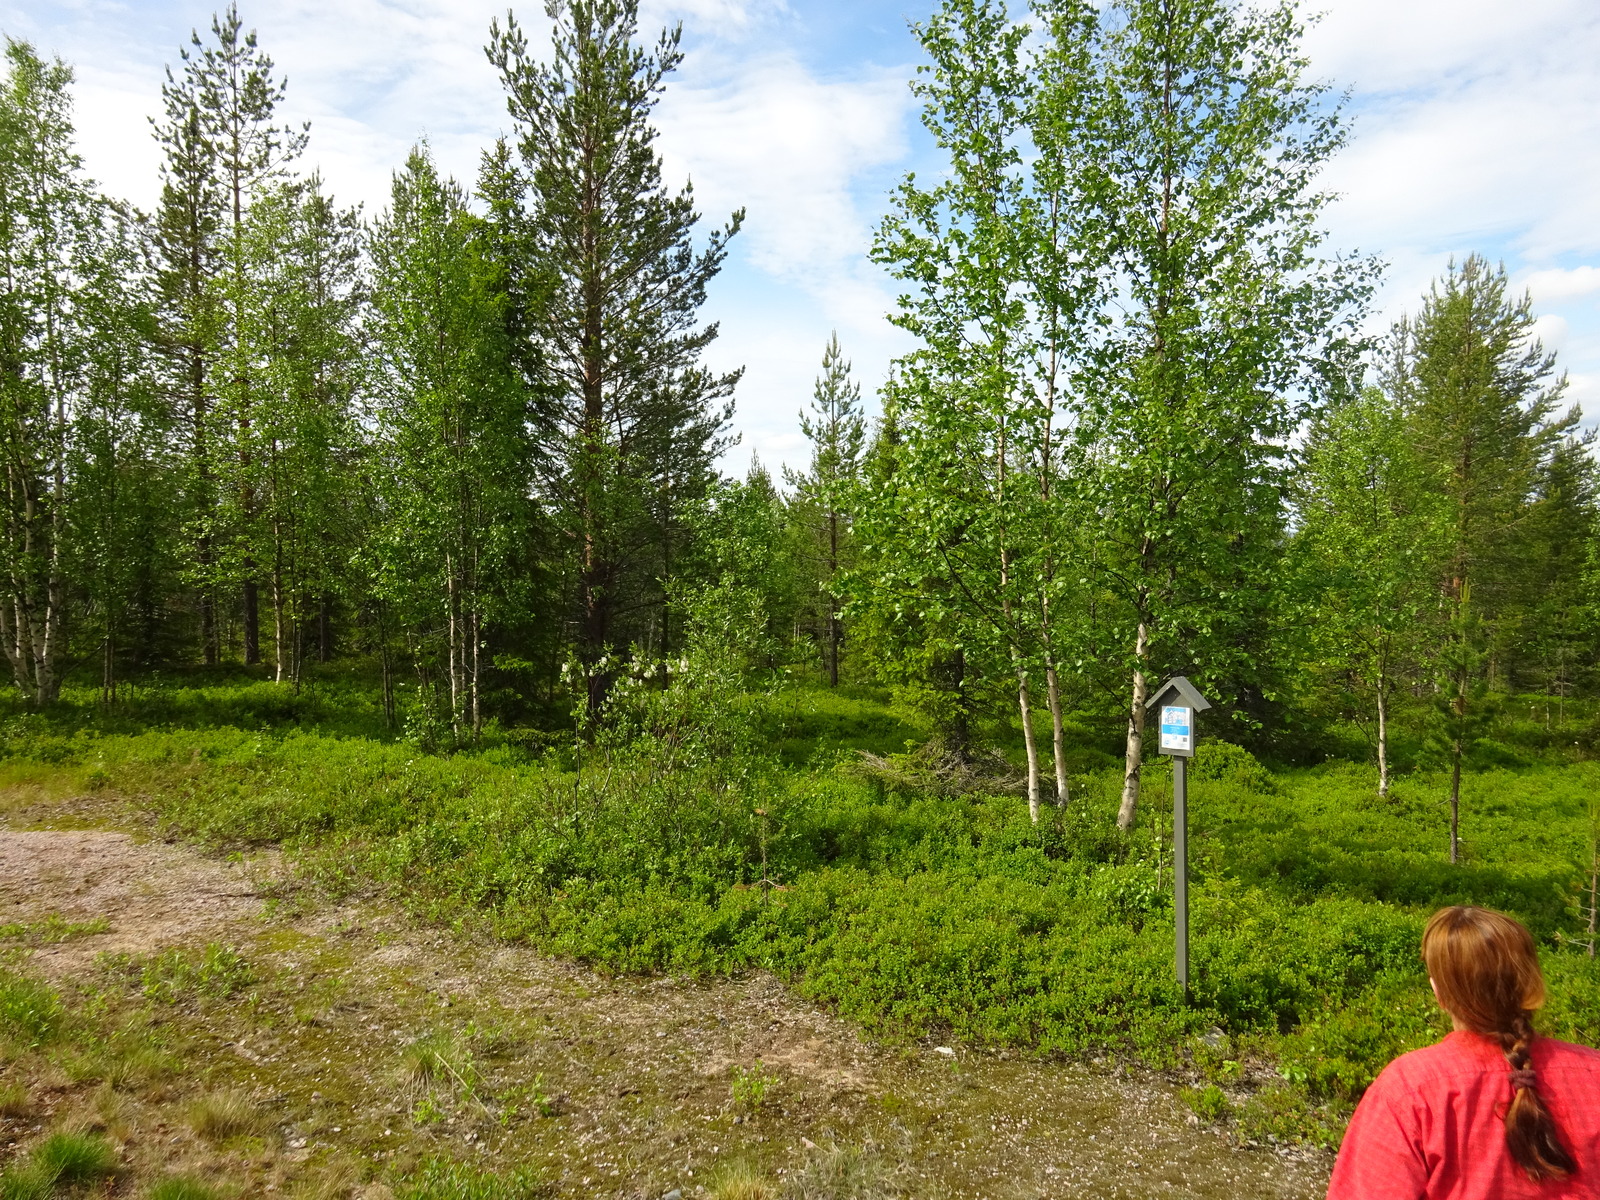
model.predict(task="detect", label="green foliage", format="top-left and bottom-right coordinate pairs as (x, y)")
top-left (0, 968), bottom-right (64, 1046)
top-left (95, 943), bottom-right (253, 1005)
top-left (147, 1177), bottom-right (225, 1200)
top-left (1181, 1084), bottom-right (1230, 1123)
top-left (13, 681), bottom-right (1600, 1149)
top-left (730, 1062), bottom-right (775, 1114)
top-left (395, 1159), bottom-right (543, 1200)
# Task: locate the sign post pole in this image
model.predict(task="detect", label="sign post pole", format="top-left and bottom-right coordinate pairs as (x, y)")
top-left (1173, 753), bottom-right (1188, 999)
top-left (1147, 676), bottom-right (1211, 1005)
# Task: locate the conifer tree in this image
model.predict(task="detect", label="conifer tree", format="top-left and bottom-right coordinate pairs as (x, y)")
top-left (786, 331), bottom-right (865, 686)
top-left (1394, 257), bottom-right (1578, 856)
top-left (487, 0), bottom-right (742, 717)
top-left (149, 61), bottom-right (225, 663)
top-left (186, 3), bottom-right (308, 664)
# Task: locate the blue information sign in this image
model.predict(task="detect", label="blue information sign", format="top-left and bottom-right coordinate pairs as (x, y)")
top-left (1159, 705), bottom-right (1192, 754)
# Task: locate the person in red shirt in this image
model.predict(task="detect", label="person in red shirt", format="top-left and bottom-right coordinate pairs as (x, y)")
top-left (1328, 905), bottom-right (1600, 1199)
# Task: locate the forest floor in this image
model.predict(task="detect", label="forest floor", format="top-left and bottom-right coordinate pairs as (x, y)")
top-left (0, 783), bottom-right (1333, 1200)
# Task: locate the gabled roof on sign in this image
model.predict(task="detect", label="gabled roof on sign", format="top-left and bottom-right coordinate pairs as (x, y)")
top-left (1144, 675), bottom-right (1212, 713)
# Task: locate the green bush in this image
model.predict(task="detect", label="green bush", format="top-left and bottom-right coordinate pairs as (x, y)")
top-left (9, 679), bottom-right (1600, 1148)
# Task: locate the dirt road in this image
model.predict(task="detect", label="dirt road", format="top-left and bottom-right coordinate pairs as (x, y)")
top-left (0, 812), bottom-right (1332, 1199)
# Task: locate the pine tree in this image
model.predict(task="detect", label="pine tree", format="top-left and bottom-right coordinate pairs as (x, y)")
top-left (1395, 256), bottom-right (1575, 636)
top-left (149, 59), bottom-right (225, 664)
top-left (487, 0), bottom-right (742, 718)
top-left (1394, 257), bottom-right (1577, 856)
top-left (786, 332), bottom-right (865, 686)
top-left (187, 3), bottom-right (308, 665)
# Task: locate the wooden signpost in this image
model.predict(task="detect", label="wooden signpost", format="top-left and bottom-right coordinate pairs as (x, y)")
top-left (1146, 676), bottom-right (1211, 1001)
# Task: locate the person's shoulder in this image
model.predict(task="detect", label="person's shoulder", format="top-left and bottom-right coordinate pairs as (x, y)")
top-left (1371, 1033), bottom-right (1499, 1092)
top-left (1364, 1039), bottom-right (1456, 1097)
top-left (1535, 1037), bottom-right (1600, 1070)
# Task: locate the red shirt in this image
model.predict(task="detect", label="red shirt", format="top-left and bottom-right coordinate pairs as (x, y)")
top-left (1328, 1031), bottom-right (1600, 1199)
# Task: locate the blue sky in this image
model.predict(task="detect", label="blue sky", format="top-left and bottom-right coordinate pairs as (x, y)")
top-left (8, 0), bottom-right (1600, 477)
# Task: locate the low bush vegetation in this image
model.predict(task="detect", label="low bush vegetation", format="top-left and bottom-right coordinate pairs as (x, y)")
top-left (6, 680), bottom-right (1600, 1146)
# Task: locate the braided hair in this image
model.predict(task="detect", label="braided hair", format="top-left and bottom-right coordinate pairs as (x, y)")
top-left (1423, 906), bottom-right (1575, 1181)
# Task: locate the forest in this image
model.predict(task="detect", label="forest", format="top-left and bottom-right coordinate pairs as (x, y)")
top-left (1, 0), bottom-right (1599, 1194)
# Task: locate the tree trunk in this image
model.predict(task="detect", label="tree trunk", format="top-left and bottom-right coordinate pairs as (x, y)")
top-left (1376, 677), bottom-right (1389, 799)
top-left (827, 509), bottom-right (840, 687)
top-left (242, 578), bottom-right (260, 664)
top-left (1016, 663), bottom-right (1041, 823)
top-left (271, 520), bottom-right (286, 683)
top-left (318, 595), bottom-right (332, 662)
top-left (1449, 741), bottom-right (1462, 864)
top-left (1117, 621), bottom-right (1150, 830)
top-left (1046, 662), bottom-right (1069, 807)
top-left (470, 605), bottom-right (481, 739)
top-left (446, 559), bottom-right (461, 735)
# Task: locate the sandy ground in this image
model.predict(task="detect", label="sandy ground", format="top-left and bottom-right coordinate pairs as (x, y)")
top-left (0, 820), bottom-right (1333, 1199)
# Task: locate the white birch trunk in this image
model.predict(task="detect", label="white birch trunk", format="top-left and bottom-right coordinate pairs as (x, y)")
top-left (1117, 621), bottom-right (1150, 830)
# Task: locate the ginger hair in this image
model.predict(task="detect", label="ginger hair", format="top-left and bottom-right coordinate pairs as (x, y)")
top-left (1423, 905), bottom-right (1575, 1181)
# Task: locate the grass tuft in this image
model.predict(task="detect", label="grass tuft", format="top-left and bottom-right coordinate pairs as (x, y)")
top-left (0, 1081), bottom-right (29, 1118)
top-left (781, 1143), bottom-right (893, 1199)
top-left (399, 1031), bottom-right (478, 1100)
top-left (148, 1177), bottom-right (226, 1200)
top-left (396, 1159), bottom-right (544, 1200)
top-left (708, 1160), bottom-right (778, 1200)
top-left (185, 1089), bottom-right (269, 1143)
top-left (287, 1158), bottom-right (360, 1200)
top-left (0, 972), bottom-right (64, 1047)
top-left (30, 1129), bottom-right (120, 1187)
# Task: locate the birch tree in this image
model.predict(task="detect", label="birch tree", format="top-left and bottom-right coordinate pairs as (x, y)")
top-left (1064, 0), bottom-right (1373, 829)
top-left (0, 42), bottom-right (119, 704)
top-left (1296, 387), bottom-right (1446, 796)
top-left (367, 146), bottom-right (528, 739)
top-left (243, 175), bottom-right (362, 684)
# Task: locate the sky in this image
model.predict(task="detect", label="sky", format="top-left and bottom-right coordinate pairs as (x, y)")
top-left (6, 0), bottom-right (1599, 478)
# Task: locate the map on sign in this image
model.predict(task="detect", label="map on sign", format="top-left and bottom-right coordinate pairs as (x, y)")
top-left (1159, 705), bottom-right (1191, 754)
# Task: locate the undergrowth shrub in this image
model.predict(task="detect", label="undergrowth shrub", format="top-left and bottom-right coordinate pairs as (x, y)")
top-left (9, 681), bottom-right (1600, 1148)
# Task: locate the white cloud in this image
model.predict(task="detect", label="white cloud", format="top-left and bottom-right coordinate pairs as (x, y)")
top-left (31, 0), bottom-right (1600, 476)
top-left (1522, 266), bottom-right (1600, 306)
top-left (655, 52), bottom-right (910, 288)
